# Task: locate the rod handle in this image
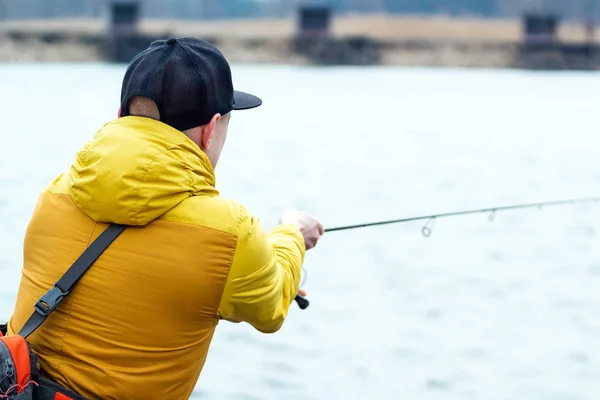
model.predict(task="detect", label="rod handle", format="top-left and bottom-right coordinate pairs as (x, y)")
top-left (295, 294), bottom-right (310, 310)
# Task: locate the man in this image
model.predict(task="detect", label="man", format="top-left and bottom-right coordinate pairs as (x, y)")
top-left (5, 37), bottom-right (324, 399)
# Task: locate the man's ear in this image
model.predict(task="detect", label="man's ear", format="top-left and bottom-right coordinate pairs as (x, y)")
top-left (200, 113), bottom-right (222, 150)
top-left (117, 107), bottom-right (121, 118)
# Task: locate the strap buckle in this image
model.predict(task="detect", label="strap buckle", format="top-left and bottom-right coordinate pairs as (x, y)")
top-left (34, 285), bottom-right (69, 317)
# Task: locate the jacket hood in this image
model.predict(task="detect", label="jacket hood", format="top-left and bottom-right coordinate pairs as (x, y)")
top-left (68, 116), bottom-right (218, 226)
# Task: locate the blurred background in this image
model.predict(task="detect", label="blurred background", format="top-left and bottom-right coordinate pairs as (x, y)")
top-left (2, 1), bottom-right (600, 400)
top-left (2, 0), bottom-right (600, 67)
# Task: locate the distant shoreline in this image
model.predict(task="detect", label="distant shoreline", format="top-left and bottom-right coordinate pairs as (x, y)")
top-left (0, 15), bottom-right (597, 68)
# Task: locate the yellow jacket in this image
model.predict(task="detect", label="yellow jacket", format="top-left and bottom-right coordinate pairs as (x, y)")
top-left (6, 116), bottom-right (306, 399)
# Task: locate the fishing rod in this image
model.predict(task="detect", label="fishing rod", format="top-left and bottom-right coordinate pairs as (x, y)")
top-left (325, 196), bottom-right (600, 234)
top-left (293, 196), bottom-right (600, 310)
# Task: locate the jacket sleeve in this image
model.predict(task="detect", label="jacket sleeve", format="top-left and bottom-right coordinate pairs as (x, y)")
top-left (217, 205), bottom-right (306, 334)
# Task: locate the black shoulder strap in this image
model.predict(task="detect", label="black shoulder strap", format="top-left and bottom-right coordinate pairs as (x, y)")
top-left (19, 224), bottom-right (127, 339)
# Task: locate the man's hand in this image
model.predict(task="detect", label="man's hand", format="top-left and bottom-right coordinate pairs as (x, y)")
top-left (279, 209), bottom-right (324, 250)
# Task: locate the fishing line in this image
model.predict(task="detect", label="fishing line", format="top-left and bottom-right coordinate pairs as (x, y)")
top-left (293, 196), bottom-right (600, 310)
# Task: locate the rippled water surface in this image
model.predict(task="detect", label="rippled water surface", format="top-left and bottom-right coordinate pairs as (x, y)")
top-left (1, 63), bottom-right (600, 400)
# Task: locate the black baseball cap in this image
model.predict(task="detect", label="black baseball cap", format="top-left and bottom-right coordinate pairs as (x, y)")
top-left (119, 37), bottom-right (262, 131)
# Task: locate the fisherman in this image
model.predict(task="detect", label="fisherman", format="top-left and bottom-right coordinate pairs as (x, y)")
top-left (4, 37), bottom-right (324, 399)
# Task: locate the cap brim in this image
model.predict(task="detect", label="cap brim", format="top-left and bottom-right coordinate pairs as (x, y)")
top-left (233, 90), bottom-right (262, 110)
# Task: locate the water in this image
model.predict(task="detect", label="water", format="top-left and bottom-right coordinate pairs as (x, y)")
top-left (1, 63), bottom-right (600, 400)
